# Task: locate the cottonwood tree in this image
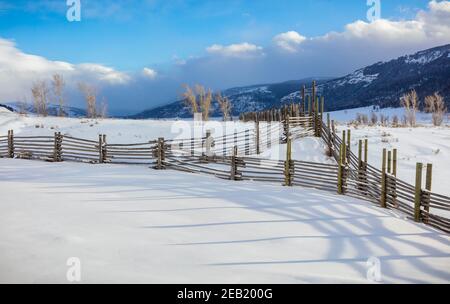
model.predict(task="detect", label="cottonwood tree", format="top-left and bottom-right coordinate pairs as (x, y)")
top-left (370, 112), bottom-right (378, 126)
top-left (182, 85), bottom-right (199, 115)
top-left (182, 84), bottom-right (213, 121)
top-left (392, 115), bottom-right (399, 127)
top-left (196, 85), bottom-right (213, 121)
top-left (78, 82), bottom-right (97, 118)
top-left (52, 74), bottom-right (66, 117)
top-left (31, 81), bottom-right (49, 116)
top-left (401, 90), bottom-right (418, 127)
top-left (425, 92), bottom-right (447, 126)
top-left (380, 114), bottom-right (389, 126)
top-left (216, 92), bottom-right (232, 121)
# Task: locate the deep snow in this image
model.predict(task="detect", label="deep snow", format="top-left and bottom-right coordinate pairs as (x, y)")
top-left (1, 159), bottom-right (449, 283)
top-left (1, 108), bottom-right (450, 283)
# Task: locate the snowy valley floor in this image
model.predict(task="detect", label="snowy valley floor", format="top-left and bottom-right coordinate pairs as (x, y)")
top-left (1, 158), bottom-right (450, 283)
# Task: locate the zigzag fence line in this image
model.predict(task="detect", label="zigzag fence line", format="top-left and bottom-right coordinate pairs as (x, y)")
top-left (1, 113), bottom-right (450, 233)
top-left (320, 118), bottom-right (450, 233)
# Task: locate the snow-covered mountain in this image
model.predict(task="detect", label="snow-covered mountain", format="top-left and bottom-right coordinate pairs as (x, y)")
top-left (130, 78), bottom-right (332, 119)
top-left (0, 102), bottom-right (87, 117)
top-left (132, 44), bottom-right (450, 118)
top-left (319, 44), bottom-right (450, 110)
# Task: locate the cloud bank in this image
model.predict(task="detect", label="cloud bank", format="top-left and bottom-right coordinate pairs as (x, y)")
top-left (0, 1), bottom-right (449, 114)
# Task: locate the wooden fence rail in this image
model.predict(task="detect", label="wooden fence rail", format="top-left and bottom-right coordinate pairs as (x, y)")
top-left (320, 121), bottom-right (450, 233)
top-left (2, 117), bottom-right (450, 234)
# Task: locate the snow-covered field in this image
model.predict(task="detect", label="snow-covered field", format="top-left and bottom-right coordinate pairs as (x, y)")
top-left (326, 107), bottom-right (450, 197)
top-left (0, 107), bottom-right (254, 144)
top-left (1, 107), bottom-right (450, 283)
top-left (1, 159), bottom-right (450, 283)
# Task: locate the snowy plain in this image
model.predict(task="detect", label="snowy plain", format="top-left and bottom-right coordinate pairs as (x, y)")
top-left (1, 107), bottom-right (450, 283)
top-left (1, 159), bottom-right (450, 283)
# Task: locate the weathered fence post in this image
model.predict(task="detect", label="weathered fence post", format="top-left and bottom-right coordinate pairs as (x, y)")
top-left (313, 98), bottom-right (317, 136)
top-left (255, 119), bottom-right (260, 155)
top-left (283, 115), bottom-right (290, 143)
top-left (387, 150), bottom-right (392, 174)
top-left (312, 80), bottom-right (316, 111)
top-left (53, 132), bottom-right (62, 162)
top-left (331, 120), bottom-right (336, 148)
top-left (53, 132), bottom-right (58, 162)
top-left (414, 162), bottom-right (423, 222)
top-left (307, 95), bottom-right (311, 116)
top-left (327, 113), bottom-right (331, 133)
top-left (424, 163), bottom-right (433, 217)
top-left (230, 146), bottom-right (238, 180)
top-left (319, 96), bottom-right (324, 137)
top-left (358, 139), bottom-right (363, 191)
top-left (391, 148), bottom-right (398, 207)
top-left (342, 130), bottom-right (346, 152)
top-left (364, 139), bottom-right (368, 164)
top-left (346, 129), bottom-right (351, 163)
top-left (326, 114), bottom-right (332, 156)
top-left (102, 134), bottom-right (107, 163)
top-left (363, 139), bottom-right (369, 194)
top-left (337, 143), bottom-right (345, 194)
top-left (284, 138), bottom-right (294, 186)
top-left (8, 130), bottom-right (14, 158)
top-left (98, 134), bottom-right (103, 163)
top-left (381, 148), bottom-right (387, 208)
top-left (154, 137), bottom-right (166, 170)
top-left (358, 140), bottom-right (363, 168)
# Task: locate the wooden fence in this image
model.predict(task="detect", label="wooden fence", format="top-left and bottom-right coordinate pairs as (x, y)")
top-left (320, 116), bottom-right (450, 233)
top-left (1, 113), bottom-right (449, 233)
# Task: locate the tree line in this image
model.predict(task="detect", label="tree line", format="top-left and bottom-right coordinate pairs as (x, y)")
top-left (182, 84), bottom-right (232, 121)
top-left (20, 74), bottom-right (107, 119)
top-left (353, 90), bottom-right (447, 127)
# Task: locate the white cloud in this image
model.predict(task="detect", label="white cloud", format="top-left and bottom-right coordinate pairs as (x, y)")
top-left (76, 63), bottom-right (130, 84)
top-left (317, 0), bottom-right (450, 46)
top-left (206, 42), bottom-right (264, 58)
top-left (0, 38), bottom-right (130, 103)
top-left (273, 31), bottom-right (306, 52)
top-left (1, 1), bottom-right (449, 113)
top-left (172, 1), bottom-right (450, 98)
top-left (142, 67), bottom-right (158, 79)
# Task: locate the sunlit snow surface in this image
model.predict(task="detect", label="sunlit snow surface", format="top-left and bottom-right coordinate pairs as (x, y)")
top-left (1, 108), bottom-right (450, 283)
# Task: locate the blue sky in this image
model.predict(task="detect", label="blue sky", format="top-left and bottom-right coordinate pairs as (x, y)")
top-left (0, 0), bottom-right (429, 70)
top-left (0, 0), bottom-right (449, 113)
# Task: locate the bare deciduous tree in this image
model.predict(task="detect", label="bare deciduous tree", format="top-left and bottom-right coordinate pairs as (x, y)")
top-left (362, 114), bottom-right (368, 125)
top-left (380, 114), bottom-right (389, 126)
top-left (216, 92), bottom-right (232, 121)
top-left (182, 85), bottom-right (199, 114)
top-left (31, 80), bottom-right (49, 117)
top-left (355, 113), bottom-right (363, 125)
top-left (392, 115), bottom-right (399, 127)
top-left (196, 85), bottom-right (213, 121)
top-left (425, 92), bottom-right (447, 126)
top-left (78, 82), bottom-right (97, 118)
top-left (52, 74), bottom-right (66, 117)
top-left (370, 112), bottom-right (378, 126)
top-left (401, 90), bottom-right (418, 127)
top-left (182, 84), bottom-right (213, 121)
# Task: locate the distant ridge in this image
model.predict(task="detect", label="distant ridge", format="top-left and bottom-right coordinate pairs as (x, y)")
top-left (131, 44), bottom-right (450, 119)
